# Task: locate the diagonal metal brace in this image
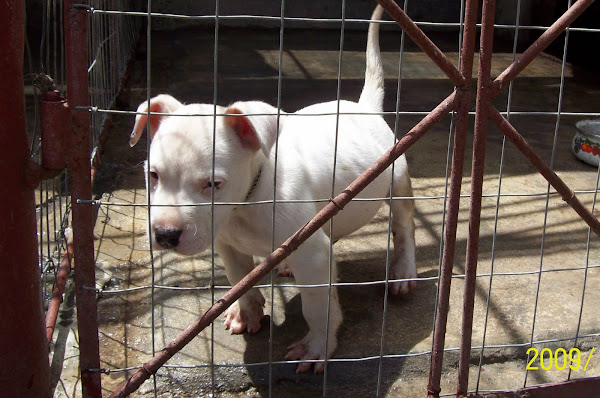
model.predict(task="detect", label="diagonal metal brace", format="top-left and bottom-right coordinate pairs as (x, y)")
top-left (488, 104), bottom-right (600, 238)
top-left (376, 0), bottom-right (466, 87)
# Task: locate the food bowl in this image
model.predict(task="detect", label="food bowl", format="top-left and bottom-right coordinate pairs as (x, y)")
top-left (572, 119), bottom-right (600, 167)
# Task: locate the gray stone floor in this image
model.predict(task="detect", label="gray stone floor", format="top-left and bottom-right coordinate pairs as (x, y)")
top-left (51, 26), bottom-right (600, 397)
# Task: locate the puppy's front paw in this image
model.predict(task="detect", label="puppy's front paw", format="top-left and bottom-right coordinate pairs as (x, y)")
top-left (224, 297), bottom-right (265, 334)
top-left (389, 259), bottom-right (417, 296)
top-left (284, 332), bottom-right (336, 374)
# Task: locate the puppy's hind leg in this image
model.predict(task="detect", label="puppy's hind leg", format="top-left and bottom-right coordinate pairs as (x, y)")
top-left (388, 169), bottom-right (417, 296)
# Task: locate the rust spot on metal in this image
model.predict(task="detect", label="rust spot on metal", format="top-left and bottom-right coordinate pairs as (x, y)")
top-left (40, 90), bottom-right (70, 170)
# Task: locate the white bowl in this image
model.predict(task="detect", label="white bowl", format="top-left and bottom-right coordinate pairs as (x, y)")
top-left (572, 119), bottom-right (600, 167)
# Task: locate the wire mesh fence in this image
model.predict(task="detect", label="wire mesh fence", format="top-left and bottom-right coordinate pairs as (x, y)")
top-left (26, 0), bottom-right (600, 397)
top-left (26, 1), bottom-right (72, 322)
top-left (23, 0), bottom-right (142, 385)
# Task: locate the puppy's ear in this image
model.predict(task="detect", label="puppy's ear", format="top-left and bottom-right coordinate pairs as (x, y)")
top-left (224, 107), bottom-right (261, 152)
top-left (130, 94), bottom-right (183, 147)
top-left (224, 101), bottom-right (284, 157)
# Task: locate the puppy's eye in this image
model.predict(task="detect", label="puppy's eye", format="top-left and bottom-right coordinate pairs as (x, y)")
top-left (149, 171), bottom-right (159, 180)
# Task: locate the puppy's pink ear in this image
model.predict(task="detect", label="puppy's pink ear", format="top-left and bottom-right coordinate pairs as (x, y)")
top-left (224, 101), bottom-right (283, 157)
top-left (224, 107), bottom-right (261, 152)
top-left (130, 94), bottom-right (183, 147)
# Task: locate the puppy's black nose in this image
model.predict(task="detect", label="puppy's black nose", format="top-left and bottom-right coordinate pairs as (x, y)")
top-left (154, 227), bottom-right (182, 249)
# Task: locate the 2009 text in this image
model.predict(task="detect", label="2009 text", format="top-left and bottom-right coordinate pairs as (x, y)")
top-left (526, 347), bottom-right (595, 371)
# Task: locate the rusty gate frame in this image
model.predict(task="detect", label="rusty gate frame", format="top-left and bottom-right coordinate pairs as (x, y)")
top-left (1, 2), bottom-right (52, 397)
top-left (2, 0), bottom-right (598, 397)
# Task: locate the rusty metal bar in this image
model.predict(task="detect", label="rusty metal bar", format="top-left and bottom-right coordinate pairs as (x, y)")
top-left (39, 89), bottom-right (73, 344)
top-left (489, 0), bottom-right (595, 97)
top-left (457, 0), bottom-right (497, 396)
top-left (40, 91), bottom-right (70, 170)
top-left (427, 0), bottom-right (479, 396)
top-left (468, 376), bottom-right (600, 398)
top-left (376, 0), bottom-right (466, 87)
top-left (489, 105), bottom-right (600, 237)
top-left (64, 2), bottom-right (103, 397)
top-left (45, 230), bottom-right (74, 343)
top-left (109, 91), bottom-right (458, 398)
top-left (455, 0), bottom-right (597, 395)
top-left (0, 0), bottom-right (51, 396)
top-left (39, 91), bottom-right (98, 345)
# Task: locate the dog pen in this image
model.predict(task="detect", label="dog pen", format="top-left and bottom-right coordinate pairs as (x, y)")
top-left (2, 0), bottom-right (600, 397)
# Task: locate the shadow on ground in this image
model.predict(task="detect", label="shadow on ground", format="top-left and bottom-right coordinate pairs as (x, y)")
top-left (238, 264), bottom-right (437, 397)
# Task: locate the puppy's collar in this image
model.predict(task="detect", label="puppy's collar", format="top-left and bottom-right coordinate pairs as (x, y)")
top-left (244, 166), bottom-right (262, 201)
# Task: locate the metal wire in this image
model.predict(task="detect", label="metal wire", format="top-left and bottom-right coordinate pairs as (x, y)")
top-left (88, 1), bottom-right (142, 165)
top-left (50, 1), bottom-right (600, 396)
top-left (32, 1), bottom-right (68, 316)
top-left (428, 0), bottom-right (466, 376)
top-left (24, 3), bottom-right (140, 397)
top-left (95, 263), bottom-right (600, 298)
top-left (267, 2), bottom-right (286, 396)
top-left (569, 160), bottom-right (600, 381)
top-left (523, 0), bottom-right (572, 388)
top-left (475, 0), bottom-right (522, 392)
top-left (210, 2), bottom-right (221, 395)
top-left (29, 0), bottom-right (136, 321)
top-left (144, 1), bottom-right (159, 395)
top-left (75, 6), bottom-right (600, 34)
top-left (81, 106), bottom-right (600, 118)
top-left (321, 0), bottom-right (348, 392)
top-left (376, 0), bottom-right (409, 393)
top-left (76, 188), bottom-right (600, 208)
top-left (89, 331), bottom-right (600, 375)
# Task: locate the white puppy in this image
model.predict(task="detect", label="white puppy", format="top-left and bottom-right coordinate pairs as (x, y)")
top-left (129, 5), bottom-right (415, 373)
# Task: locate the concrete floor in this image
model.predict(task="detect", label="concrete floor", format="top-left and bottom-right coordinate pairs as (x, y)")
top-left (51, 26), bottom-right (600, 397)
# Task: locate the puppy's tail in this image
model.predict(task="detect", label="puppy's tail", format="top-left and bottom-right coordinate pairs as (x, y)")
top-left (358, 5), bottom-right (385, 113)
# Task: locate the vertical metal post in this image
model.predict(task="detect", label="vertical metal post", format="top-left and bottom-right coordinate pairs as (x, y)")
top-left (427, 0), bottom-right (479, 396)
top-left (457, 0), bottom-right (496, 396)
top-left (64, 1), bottom-right (102, 397)
top-left (0, 1), bottom-right (51, 397)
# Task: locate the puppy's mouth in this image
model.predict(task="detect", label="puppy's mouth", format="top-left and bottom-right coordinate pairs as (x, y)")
top-left (172, 243), bottom-right (202, 256)
top-left (152, 240), bottom-right (198, 256)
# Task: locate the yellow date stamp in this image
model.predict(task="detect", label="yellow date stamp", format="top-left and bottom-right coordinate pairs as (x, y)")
top-left (526, 347), bottom-right (595, 371)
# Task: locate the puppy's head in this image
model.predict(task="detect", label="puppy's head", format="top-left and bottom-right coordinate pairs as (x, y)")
top-left (130, 94), bottom-right (280, 255)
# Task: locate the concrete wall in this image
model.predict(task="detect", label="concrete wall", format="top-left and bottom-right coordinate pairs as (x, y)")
top-left (30, 0), bottom-right (598, 63)
top-left (25, 1), bottom-right (545, 32)
top-left (149, 0), bottom-right (463, 30)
